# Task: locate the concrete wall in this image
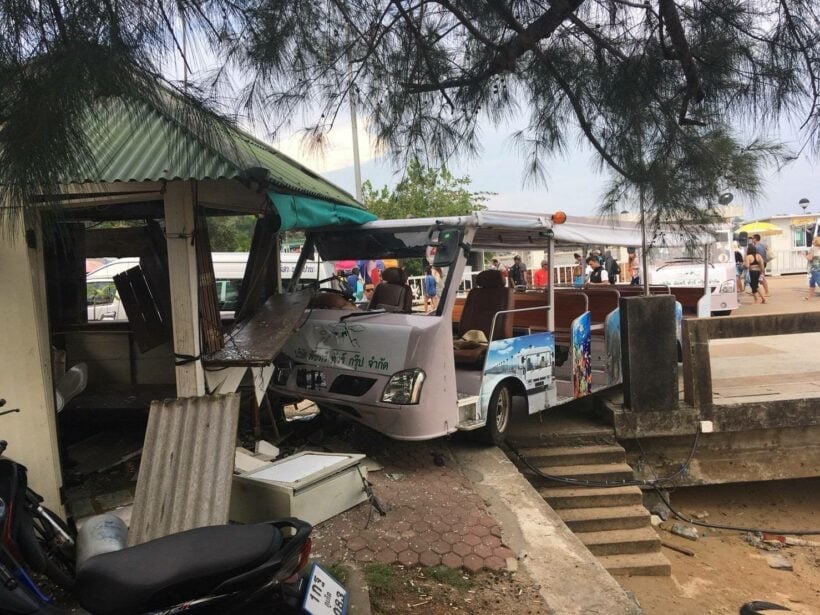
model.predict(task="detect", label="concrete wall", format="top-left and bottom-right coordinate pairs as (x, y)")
top-left (0, 228), bottom-right (63, 513)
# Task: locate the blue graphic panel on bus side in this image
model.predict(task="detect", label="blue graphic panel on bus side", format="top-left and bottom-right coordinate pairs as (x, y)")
top-left (572, 311), bottom-right (592, 398)
top-left (479, 331), bottom-right (555, 417)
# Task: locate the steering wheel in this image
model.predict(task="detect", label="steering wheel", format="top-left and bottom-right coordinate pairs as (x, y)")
top-left (318, 287), bottom-right (356, 302)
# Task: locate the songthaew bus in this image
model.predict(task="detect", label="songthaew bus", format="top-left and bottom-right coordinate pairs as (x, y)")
top-left (270, 212), bottom-right (629, 444)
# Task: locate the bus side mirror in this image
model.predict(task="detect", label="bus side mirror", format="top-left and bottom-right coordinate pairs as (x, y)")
top-left (430, 228), bottom-right (464, 266)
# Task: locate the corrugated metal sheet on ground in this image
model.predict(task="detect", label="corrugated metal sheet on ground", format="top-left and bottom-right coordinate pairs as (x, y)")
top-left (129, 393), bottom-right (240, 545)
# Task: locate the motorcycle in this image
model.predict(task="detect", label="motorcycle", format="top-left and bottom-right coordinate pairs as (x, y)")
top-left (0, 399), bottom-right (348, 615)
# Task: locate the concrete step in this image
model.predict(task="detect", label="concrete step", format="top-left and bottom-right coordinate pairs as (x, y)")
top-left (576, 527), bottom-right (662, 556)
top-left (558, 505), bottom-right (649, 533)
top-left (539, 485), bottom-right (643, 509)
top-left (597, 551), bottom-right (672, 577)
top-left (525, 462), bottom-right (635, 485)
top-left (519, 444), bottom-right (626, 467)
top-left (507, 414), bottom-right (615, 447)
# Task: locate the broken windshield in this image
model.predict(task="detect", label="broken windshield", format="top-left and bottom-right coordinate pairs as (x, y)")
top-left (313, 228), bottom-right (432, 261)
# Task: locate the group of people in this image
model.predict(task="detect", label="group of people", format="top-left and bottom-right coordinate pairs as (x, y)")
top-left (734, 233), bottom-right (771, 304)
top-left (575, 249), bottom-right (634, 286)
top-left (488, 249), bottom-right (634, 289)
top-left (344, 267), bottom-right (375, 303)
top-left (488, 256), bottom-right (550, 288)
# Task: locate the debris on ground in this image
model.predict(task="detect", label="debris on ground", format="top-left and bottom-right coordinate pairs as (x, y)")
top-left (650, 514), bottom-right (664, 527)
top-left (649, 503), bottom-right (670, 521)
top-left (692, 510), bottom-right (710, 520)
top-left (235, 447), bottom-right (271, 473)
top-left (670, 523), bottom-right (699, 541)
top-left (766, 554), bottom-right (795, 571)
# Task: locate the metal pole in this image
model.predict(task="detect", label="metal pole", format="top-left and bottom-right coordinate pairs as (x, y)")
top-left (703, 242), bottom-right (710, 311)
top-left (182, 14), bottom-right (188, 93)
top-left (349, 73), bottom-right (363, 201)
top-left (547, 232), bottom-right (555, 331)
top-left (639, 184), bottom-right (649, 296)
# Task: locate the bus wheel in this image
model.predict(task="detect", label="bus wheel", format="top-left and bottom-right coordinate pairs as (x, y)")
top-left (480, 383), bottom-right (513, 446)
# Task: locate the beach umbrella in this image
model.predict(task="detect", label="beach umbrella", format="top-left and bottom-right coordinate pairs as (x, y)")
top-left (735, 221), bottom-right (782, 236)
top-left (333, 260), bottom-right (358, 271)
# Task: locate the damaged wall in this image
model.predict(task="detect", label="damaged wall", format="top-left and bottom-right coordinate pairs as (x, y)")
top-left (0, 227), bottom-right (63, 513)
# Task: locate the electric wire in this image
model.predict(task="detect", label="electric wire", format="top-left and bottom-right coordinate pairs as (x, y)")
top-left (510, 425), bottom-right (702, 488)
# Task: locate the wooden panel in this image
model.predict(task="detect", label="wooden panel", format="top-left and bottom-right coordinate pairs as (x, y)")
top-left (114, 267), bottom-right (169, 352)
top-left (64, 331), bottom-right (133, 386)
top-left (164, 181), bottom-right (204, 396)
top-left (85, 227), bottom-right (151, 257)
top-left (234, 216), bottom-right (279, 322)
top-left (195, 208), bottom-right (223, 353)
top-left (203, 291), bottom-right (312, 367)
top-left (45, 222), bottom-right (86, 326)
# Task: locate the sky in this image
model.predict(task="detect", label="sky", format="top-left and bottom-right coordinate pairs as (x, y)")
top-left (274, 116), bottom-right (819, 222)
top-left (164, 23), bottom-right (819, 223)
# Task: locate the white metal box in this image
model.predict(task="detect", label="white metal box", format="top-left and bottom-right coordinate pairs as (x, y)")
top-left (229, 452), bottom-right (368, 526)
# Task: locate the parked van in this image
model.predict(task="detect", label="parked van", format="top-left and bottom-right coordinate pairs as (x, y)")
top-left (86, 253), bottom-right (334, 321)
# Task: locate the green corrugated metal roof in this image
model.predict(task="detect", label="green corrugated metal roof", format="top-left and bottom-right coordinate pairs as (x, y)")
top-left (74, 95), bottom-right (361, 208)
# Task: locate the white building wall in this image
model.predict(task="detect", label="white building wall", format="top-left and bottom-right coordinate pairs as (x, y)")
top-left (0, 228), bottom-right (63, 513)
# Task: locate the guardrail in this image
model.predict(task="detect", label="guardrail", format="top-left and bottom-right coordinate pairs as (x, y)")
top-left (681, 311), bottom-right (820, 414)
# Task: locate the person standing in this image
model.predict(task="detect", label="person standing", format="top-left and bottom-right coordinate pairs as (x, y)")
top-left (587, 256), bottom-right (609, 284)
top-left (423, 266), bottom-right (437, 313)
top-left (627, 250), bottom-right (641, 285)
top-left (805, 236), bottom-right (820, 300)
top-left (509, 255), bottom-right (528, 287)
top-left (603, 250), bottom-right (620, 285)
top-left (572, 253), bottom-right (584, 287)
top-left (533, 260), bottom-right (549, 288)
top-left (751, 234), bottom-right (770, 298)
top-left (744, 244), bottom-right (766, 304)
top-left (346, 267), bottom-right (362, 297)
top-left (734, 250), bottom-right (745, 295)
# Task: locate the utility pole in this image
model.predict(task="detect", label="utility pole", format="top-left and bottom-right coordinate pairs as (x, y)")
top-left (349, 89), bottom-right (363, 201)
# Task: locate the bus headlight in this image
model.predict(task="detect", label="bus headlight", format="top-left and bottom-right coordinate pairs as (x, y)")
top-left (381, 369), bottom-right (426, 405)
top-left (720, 280), bottom-right (735, 293)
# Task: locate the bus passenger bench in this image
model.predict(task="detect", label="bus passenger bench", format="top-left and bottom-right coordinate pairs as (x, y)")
top-left (453, 270), bottom-right (512, 368)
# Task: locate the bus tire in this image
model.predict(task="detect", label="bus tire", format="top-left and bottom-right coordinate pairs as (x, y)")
top-left (479, 383), bottom-right (513, 446)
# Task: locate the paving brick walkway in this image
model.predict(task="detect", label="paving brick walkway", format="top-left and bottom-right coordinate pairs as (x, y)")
top-left (309, 428), bottom-right (516, 572)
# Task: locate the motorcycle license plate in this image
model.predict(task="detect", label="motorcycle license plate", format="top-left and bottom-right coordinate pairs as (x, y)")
top-left (302, 564), bottom-right (349, 615)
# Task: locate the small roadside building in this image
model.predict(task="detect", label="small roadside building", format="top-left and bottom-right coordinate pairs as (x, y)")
top-left (0, 92), bottom-right (375, 512)
top-left (753, 212), bottom-right (820, 275)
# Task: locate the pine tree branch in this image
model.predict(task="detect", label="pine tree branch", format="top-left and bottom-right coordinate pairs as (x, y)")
top-left (567, 14), bottom-right (627, 61)
top-left (778, 0), bottom-right (819, 129)
top-left (486, 4), bottom-right (634, 180)
top-left (390, 0), bottom-right (456, 110)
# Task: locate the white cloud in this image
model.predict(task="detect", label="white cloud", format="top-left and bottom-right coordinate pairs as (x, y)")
top-left (274, 120), bottom-right (378, 174)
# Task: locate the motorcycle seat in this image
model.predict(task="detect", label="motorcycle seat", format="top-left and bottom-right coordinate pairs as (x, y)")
top-left (75, 523), bottom-right (284, 615)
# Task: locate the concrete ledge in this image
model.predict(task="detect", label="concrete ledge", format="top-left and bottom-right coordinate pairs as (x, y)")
top-left (450, 443), bottom-right (642, 615)
top-left (713, 398), bottom-right (820, 432)
top-left (604, 400), bottom-right (700, 438)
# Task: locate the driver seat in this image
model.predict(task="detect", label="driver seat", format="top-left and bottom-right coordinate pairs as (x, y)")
top-left (368, 267), bottom-right (412, 313)
top-left (454, 270), bottom-right (513, 367)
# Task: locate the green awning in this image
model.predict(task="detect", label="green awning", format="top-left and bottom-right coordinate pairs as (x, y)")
top-left (269, 192), bottom-right (377, 231)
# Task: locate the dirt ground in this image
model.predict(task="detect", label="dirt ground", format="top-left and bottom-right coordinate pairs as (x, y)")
top-left (360, 564), bottom-right (547, 615)
top-left (619, 478), bottom-right (820, 615)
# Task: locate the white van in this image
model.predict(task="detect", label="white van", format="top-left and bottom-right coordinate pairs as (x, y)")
top-left (86, 253), bottom-right (335, 321)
